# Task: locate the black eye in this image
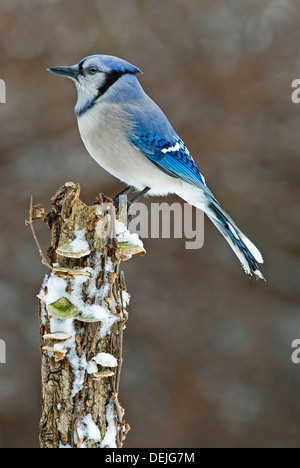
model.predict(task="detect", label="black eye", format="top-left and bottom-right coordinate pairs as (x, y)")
top-left (87, 67), bottom-right (98, 75)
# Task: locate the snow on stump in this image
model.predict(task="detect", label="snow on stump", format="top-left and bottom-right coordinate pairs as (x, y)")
top-left (30, 182), bottom-right (145, 448)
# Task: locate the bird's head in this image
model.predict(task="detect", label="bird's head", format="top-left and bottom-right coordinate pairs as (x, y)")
top-left (49, 54), bottom-right (142, 116)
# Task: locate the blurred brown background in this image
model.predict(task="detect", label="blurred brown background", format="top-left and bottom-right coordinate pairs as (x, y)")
top-left (0, 0), bottom-right (300, 448)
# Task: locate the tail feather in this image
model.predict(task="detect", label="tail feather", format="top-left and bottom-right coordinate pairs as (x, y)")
top-left (175, 183), bottom-right (264, 279)
top-left (204, 201), bottom-right (264, 280)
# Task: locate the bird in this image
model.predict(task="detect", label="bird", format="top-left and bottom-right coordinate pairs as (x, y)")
top-left (49, 54), bottom-right (264, 280)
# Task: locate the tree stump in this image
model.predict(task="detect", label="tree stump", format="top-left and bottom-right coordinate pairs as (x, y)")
top-left (30, 182), bottom-right (145, 448)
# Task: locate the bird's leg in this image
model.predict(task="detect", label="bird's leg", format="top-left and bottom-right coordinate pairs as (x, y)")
top-left (113, 185), bottom-right (134, 207)
top-left (113, 186), bottom-right (151, 226)
top-left (129, 186), bottom-right (151, 204)
top-left (127, 187), bottom-right (151, 225)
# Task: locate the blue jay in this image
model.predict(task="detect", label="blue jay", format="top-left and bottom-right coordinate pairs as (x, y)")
top-left (49, 54), bottom-right (264, 279)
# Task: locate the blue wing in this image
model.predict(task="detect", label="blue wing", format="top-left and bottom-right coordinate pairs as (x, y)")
top-left (123, 98), bottom-right (208, 189)
top-left (131, 132), bottom-right (208, 188)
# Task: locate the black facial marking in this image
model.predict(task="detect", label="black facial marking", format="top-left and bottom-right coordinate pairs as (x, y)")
top-left (78, 59), bottom-right (85, 74)
top-left (77, 70), bottom-right (135, 116)
top-left (96, 71), bottom-right (124, 97)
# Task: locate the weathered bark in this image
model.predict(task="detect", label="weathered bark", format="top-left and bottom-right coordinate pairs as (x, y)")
top-left (32, 182), bottom-right (144, 448)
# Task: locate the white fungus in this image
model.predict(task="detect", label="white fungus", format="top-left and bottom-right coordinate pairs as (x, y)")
top-left (56, 227), bottom-right (91, 258)
top-left (93, 352), bottom-right (118, 367)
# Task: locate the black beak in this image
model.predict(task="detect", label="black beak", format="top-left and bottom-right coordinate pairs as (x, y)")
top-left (48, 65), bottom-right (79, 79)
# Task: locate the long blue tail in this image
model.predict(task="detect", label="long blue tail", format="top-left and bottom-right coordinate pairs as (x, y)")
top-left (205, 200), bottom-right (264, 280)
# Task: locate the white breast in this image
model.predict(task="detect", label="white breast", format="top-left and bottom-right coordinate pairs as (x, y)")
top-left (77, 102), bottom-right (183, 195)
